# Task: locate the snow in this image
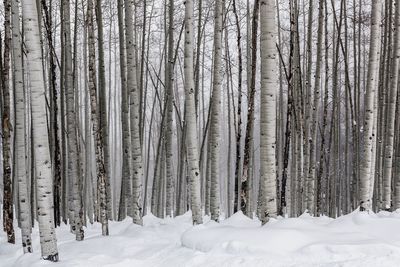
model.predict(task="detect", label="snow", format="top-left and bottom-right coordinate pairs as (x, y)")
top-left (2, 210), bottom-right (400, 266)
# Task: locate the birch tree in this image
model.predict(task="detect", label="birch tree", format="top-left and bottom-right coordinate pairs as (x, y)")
top-left (12, 0), bottom-right (32, 253)
top-left (382, 0), bottom-right (400, 211)
top-left (95, 0), bottom-right (112, 219)
top-left (184, 0), bottom-right (202, 225)
top-left (62, 0), bottom-right (84, 240)
top-left (241, 0), bottom-right (260, 215)
top-left (209, 0), bottom-right (223, 222)
top-left (2, 0), bottom-right (14, 244)
top-left (259, 0), bottom-right (277, 224)
top-left (22, 0), bottom-right (58, 260)
top-left (125, 0), bottom-right (143, 225)
top-left (87, 0), bottom-right (109, 235)
top-left (359, 0), bottom-right (382, 211)
top-left (117, 0), bottom-right (132, 220)
top-left (165, 0), bottom-right (175, 217)
top-left (307, 0), bottom-right (324, 215)
top-left (232, 0), bottom-right (244, 215)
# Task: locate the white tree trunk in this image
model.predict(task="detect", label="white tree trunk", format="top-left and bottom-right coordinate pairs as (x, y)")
top-left (304, 0), bottom-right (313, 214)
top-left (307, 0), bottom-right (324, 215)
top-left (209, 0), bottom-right (223, 222)
top-left (382, 0), bottom-right (400, 210)
top-left (165, 0), bottom-right (175, 217)
top-left (259, 0), bottom-right (278, 224)
top-left (359, 0), bottom-right (382, 211)
top-left (63, 0), bottom-right (84, 240)
top-left (87, 0), bottom-right (109, 235)
top-left (184, 0), bottom-right (203, 225)
top-left (12, 0), bottom-right (32, 253)
top-left (117, 0), bottom-right (132, 220)
top-left (95, 0), bottom-right (112, 220)
top-left (22, 0), bottom-right (58, 260)
top-left (2, 0), bottom-right (15, 244)
top-left (125, 0), bottom-right (143, 225)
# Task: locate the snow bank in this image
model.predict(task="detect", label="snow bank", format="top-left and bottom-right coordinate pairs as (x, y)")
top-left (181, 210), bottom-right (400, 266)
top-left (1, 210), bottom-right (400, 266)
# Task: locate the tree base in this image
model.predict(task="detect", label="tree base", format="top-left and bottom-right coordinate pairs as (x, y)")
top-left (43, 253), bottom-right (59, 262)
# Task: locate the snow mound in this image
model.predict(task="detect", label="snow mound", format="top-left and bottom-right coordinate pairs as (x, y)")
top-left (220, 211), bottom-right (261, 227)
top-left (181, 211), bottom-right (400, 266)
top-left (2, 211), bottom-right (400, 266)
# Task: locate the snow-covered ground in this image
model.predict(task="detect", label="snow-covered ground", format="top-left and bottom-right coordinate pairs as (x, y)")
top-left (2, 210), bottom-right (400, 266)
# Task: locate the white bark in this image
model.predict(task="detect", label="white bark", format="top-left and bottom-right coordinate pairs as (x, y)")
top-left (307, 0), bottom-right (324, 215)
top-left (259, 0), bottom-right (277, 224)
top-left (382, 0), bottom-right (400, 210)
top-left (87, 0), bottom-right (109, 235)
top-left (95, 0), bottom-right (112, 220)
top-left (184, 0), bottom-right (203, 225)
top-left (359, 0), bottom-right (382, 211)
top-left (63, 0), bottom-right (84, 240)
top-left (209, 0), bottom-right (223, 222)
top-left (12, 0), bottom-right (32, 253)
top-left (165, 0), bottom-right (175, 217)
top-left (2, 0), bottom-right (14, 244)
top-left (304, 0), bottom-right (313, 214)
top-left (22, 0), bottom-right (58, 260)
top-left (125, 0), bottom-right (143, 225)
top-left (117, 0), bottom-right (132, 220)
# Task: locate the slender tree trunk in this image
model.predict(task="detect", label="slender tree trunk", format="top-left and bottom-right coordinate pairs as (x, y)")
top-left (394, 88), bottom-right (400, 209)
top-left (382, 0), bottom-right (400, 211)
top-left (95, 0), bottom-right (112, 219)
top-left (165, 0), bottom-right (175, 217)
top-left (277, 1), bottom-right (294, 215)
top-left (194, 0), bottom-right (203, 114)
top-left (209, 0), bottom-right (223, 222)
top-left (62, 0), bottom-right (84, 241)
top-left (259, 0), bottom-right (277, 224)
top-left (125, 0), bottom-right (143, 225)
top-left (41, 0), bottom-right (62, 227)
top-left (116, 0), bottom-right (132, 221)
top-left (308, 0), bottom-right (322, 215)
top-left (359, 0), bottom-right (382, 211)
top-left (303, 0), bottom-right (313, 214)
top-left (2, 0), bottom-right (14, 244)
top-left (232, 0), bottom-right (243, 215)
top-left (87, 0), bottom-right (109, 235)
top-left (241, 0), bottom-right (259, 216)
top-left (12, 0), bottom-right (32, 252)
top-left (22, 0), bottom-right (59, 260)
top-left (316, 0), bottom-right (330, 215)
top-left (184, 0), bottom-right (203, 225)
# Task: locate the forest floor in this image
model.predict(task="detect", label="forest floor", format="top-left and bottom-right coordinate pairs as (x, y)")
top-left (1, 209), bottom-right (400, 266)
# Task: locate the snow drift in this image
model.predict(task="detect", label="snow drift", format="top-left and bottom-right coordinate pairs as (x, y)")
top-left (2, 210), bottom-right (400, 266)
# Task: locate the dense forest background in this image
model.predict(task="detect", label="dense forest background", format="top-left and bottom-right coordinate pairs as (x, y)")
top-left (0, 0), bottom-right (398, 262)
